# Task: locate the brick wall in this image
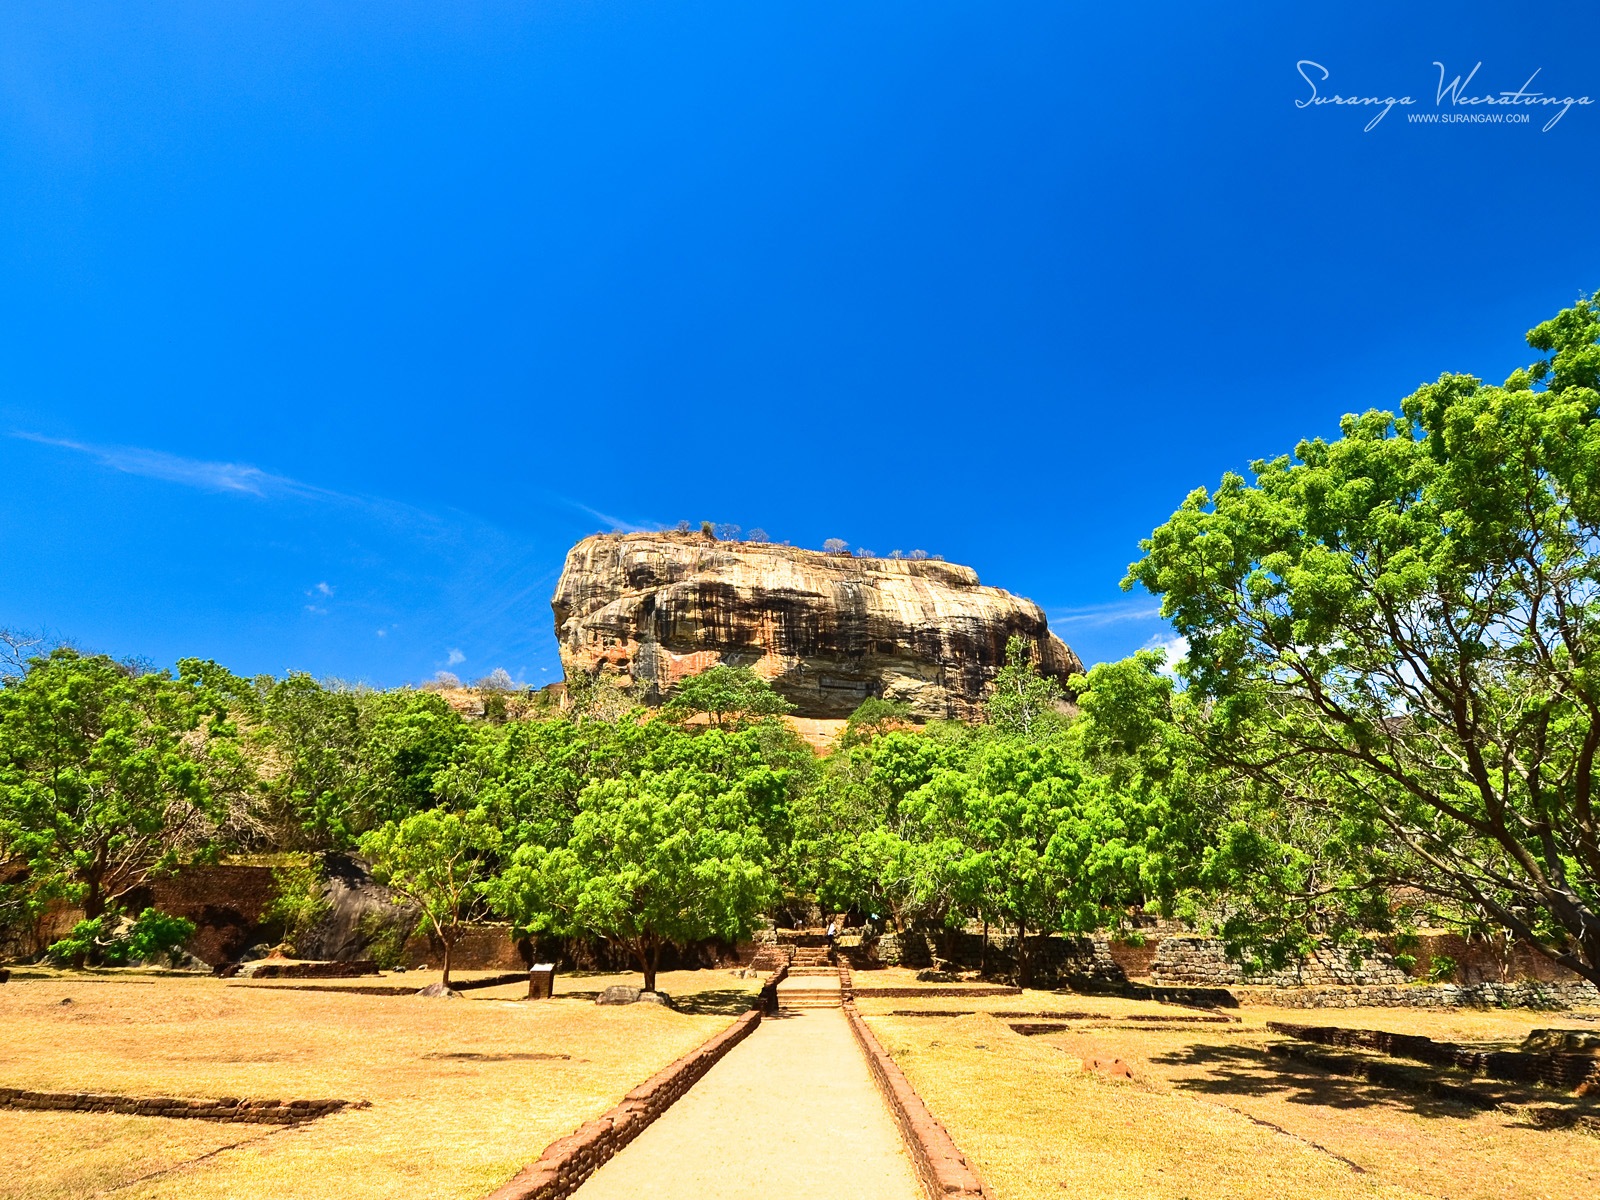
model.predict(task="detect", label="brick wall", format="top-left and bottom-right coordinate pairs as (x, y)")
top-left (1405, 932), bottom-right (1587, 985)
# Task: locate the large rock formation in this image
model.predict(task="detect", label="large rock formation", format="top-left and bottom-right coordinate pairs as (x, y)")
top-left (551, 533), bottom-right (1082, 720)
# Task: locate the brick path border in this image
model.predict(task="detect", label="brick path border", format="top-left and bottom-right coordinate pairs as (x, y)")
top-left (842, 998), bottom-right (994, 1200)
top-left (851, 986), bottom-right (1021, 999)
top-left (484, 967), bottom-right (784, 1200)
top-left (0, 1087), bottom-right (364, 1124)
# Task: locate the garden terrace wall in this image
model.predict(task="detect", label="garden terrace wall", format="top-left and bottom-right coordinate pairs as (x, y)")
top-left (484, 1009), bottom-right (764, 1200)
top-left (142, 863), bottom-right (281, 965)
top-left (1143, 932), bottom-right (1587, 989)
top-left (1150, 936), bottom-right (1410, 988)
top-left (1237, 980), bottom-right (1599, 1010)
top-left (0, 1087), bottom-right (363, 1124)
top-left (236, 960), bottom-right (380, 980)
top-left (1268, 1021), bottom-right (1600, 1092)
top-left (1401, 931), bottom-right (1591, 985)
top-left (842, 999), bottom-right (993, 1200)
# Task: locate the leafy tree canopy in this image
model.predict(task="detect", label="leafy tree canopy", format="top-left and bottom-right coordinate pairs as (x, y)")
top-left (492, 763), bottom-right (773, 992)
top-left (985, 636), bottom-right (1066, 739)
top-left (663, 665), bottom-right (794, 729)
top-left (359, 806), bottom-right (500, 987)
top-left (1128, 296), bottom-right (1600, 985)
top-left (0, 649), bottom-right (228, 935)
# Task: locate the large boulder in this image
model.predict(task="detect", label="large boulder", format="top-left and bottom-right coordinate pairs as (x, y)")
top-left (552, 533), bottom-right (1082, 720)
top-left (293, 854), bottom-right (417, 963)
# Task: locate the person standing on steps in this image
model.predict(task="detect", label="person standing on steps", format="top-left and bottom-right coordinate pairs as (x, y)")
top-left (826, 918), bottom-right (837, 962)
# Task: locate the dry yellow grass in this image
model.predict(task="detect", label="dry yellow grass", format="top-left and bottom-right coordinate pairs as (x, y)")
top-left (0, 1110), bottom-right (255, 1199)
top-left (859, 992), bottom-right (1600, 1200)
top-left (0, 971), bottom-right (753, 1200)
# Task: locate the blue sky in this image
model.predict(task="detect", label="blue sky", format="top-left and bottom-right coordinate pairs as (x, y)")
top-left (3, 2), bottom-right (1598, 686)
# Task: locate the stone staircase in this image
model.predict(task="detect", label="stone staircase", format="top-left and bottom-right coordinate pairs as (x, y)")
top-left (777, 932), bottom-right (843, 1009)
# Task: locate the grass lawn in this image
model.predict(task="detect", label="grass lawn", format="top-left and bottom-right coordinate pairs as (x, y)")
top-left (0, 968), bottom-right (758, 1200)
top-left (857, 989), bottom-right (1600, 1200)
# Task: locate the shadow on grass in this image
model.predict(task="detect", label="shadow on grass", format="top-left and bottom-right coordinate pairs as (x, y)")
top-left (1150, 1039), bottom-right (1600, 1127)
top-left (672, 989), bottom-right (763, 1016)
top-left (552, 988), bottom-right (758, 1016)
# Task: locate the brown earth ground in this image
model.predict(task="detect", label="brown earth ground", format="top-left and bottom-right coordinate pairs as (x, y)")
top-left (857, 987), bottom-right (1600, 1200)
top-left (6, 966), bottom-right (1598, 1200)
top-left (0, 968), bottom-right (758, 1200)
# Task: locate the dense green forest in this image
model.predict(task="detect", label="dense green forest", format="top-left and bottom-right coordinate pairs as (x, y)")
top-left (5, 297), bottom-right (1600, 990)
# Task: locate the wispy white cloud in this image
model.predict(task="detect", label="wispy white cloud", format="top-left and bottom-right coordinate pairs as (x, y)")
top-left (1142, 633), bottom-right (1189, 677)
top-left (314, 581), bottom-right (333, 597)
top-left (1049, 599), bottom-right (1163, 628)
top-left (11, 431), bottom-right (339, 500)
top-left (561, 498), bottom-right (658, 534)
top-left (446, 648), bottom-right (466, 666)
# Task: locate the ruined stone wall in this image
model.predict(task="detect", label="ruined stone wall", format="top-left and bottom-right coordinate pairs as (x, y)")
top-left (1150, 936), bottom-right (1411, 988)
top-left (1242, 980), bottom-right (1600, 1010)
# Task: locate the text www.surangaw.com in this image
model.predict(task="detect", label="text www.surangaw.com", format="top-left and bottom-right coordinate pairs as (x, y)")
top-left (1296, 60), bottom-right (1592, 131)
top-left (1407, 112), bottom-right (1531, 124)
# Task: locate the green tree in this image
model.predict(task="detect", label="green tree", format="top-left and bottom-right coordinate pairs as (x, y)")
top-left (358, 807), bottom-right (500, 988)
top-left (493, 763), bottom-right (773, 992)
top-left (46, 907), bottom-right (196, 968)
top-left (0, 650), bottom-right (220, 944)
top-left (837, 697), bottom-right (914, 750)
top-left (793, 728), bottom-right (965, 927)
top-left (1127, 296), bottom-right (1600, 986)
top-left (986, 636), bottom-right (1065, 739)
top-left (263, 858), bottom-right (332, 954)
top-left (665, 665), bottom-right (794, 729)
top-left (261, 677), bottom-right (467, 848)
top-left (907, 738), bottom-right (1139, 986)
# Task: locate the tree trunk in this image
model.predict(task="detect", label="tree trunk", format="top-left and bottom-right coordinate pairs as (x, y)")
top-left (77, 869), bottom-right (106, 968)
top-left (442, 935), bottom-right (454, 990)
top-left (980, 917), bottom-right (988, 977)
top-left (640, 935), bottom-right (660, 994)
top-left (1015, 911), bottom-right (1031, 988)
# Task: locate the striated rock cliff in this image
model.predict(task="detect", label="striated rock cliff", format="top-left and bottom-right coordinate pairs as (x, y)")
top-left (551, 533), bottom-right (1082, 720)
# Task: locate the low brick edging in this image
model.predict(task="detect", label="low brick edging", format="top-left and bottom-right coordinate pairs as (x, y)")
top-left (842, 999), bottom-right (994, 1200)
top-left (484, 1007), bottom-right (764, 1200)
top-left (225, 960), bottom-right (382, 980)
top-left (0, 1087), bottom-right (364, 1124)
top-left (852, 986), bottom-right (1021, 999)
top-left (1268, 1021), bottom-right (1600, 1093)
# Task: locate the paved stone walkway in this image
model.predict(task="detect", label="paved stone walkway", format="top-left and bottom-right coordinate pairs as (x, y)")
top-left (573, 1007), bottom-right (924, 1200)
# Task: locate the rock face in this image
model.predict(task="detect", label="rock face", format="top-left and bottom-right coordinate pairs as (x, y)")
top-left (551, 533), bottom-right (1082, 720)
